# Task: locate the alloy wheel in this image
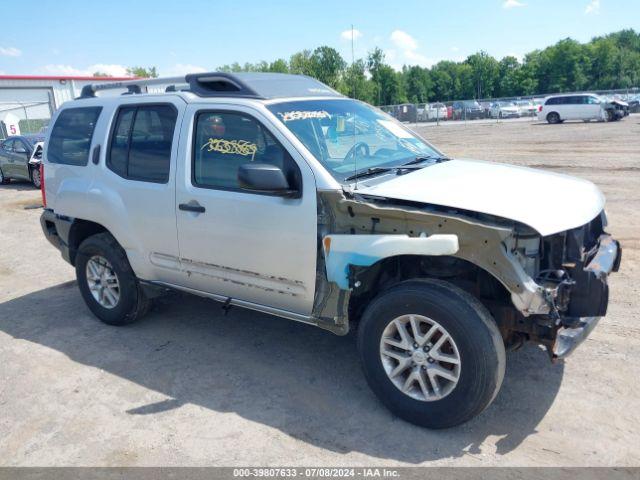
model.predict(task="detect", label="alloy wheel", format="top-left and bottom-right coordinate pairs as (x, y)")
top-left (86, 255), bottom-right (120, 309)
top-left (379, 314), bottom-right (461, 402)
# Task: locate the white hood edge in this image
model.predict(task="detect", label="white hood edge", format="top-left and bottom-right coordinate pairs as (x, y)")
top-left (357, 159), bottom-right (605, 236)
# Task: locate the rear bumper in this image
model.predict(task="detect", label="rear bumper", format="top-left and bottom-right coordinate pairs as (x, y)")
top-left (40, 209), bottom-right (73, 265)
top-left (552, 235), bottom-right (621, 359)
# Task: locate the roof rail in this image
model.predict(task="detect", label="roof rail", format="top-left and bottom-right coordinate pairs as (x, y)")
top-left (77, 71), bottom-right (342, 100)
top-left (79, 76), bottom-right (185, 98)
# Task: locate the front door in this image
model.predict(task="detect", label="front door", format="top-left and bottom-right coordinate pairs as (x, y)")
top-left (175, 105), bottom-right (318, 315)
top-left (11, 139), bottom-right (31, 180)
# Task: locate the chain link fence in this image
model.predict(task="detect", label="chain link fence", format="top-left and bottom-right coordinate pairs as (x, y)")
top-left (379, 87), bottom-right (640, 124)
top-left (0, 101), bottom-right (51, 140)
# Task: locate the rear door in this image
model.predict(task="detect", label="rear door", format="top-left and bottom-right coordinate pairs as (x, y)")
top-left (94, 98), bottom-right (186, 284)
top-left (174, 104), bottom-right (318, 315)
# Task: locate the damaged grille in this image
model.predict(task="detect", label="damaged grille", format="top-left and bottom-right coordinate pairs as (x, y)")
top-left (538, 212), bottom-right (608, 319)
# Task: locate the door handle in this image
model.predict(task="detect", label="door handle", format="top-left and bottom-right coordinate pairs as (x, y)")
top-left (179, 202), bottom-right (206, 213)
top-left (92, 144), bottom-right (101, 165)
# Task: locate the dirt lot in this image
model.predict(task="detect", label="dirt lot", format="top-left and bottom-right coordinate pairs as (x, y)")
top-left (0, 117), bottom-right (638, 466)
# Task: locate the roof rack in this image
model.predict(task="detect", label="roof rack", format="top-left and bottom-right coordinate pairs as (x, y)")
top-left (78, 72), bottom-right (343, 100)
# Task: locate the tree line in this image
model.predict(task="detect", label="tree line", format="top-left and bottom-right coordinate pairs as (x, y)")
top-left (96, 29), bottom-right (640, 105)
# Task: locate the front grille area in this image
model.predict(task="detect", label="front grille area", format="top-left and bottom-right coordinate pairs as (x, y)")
top-left (539, 212), bottom-right (609, 319)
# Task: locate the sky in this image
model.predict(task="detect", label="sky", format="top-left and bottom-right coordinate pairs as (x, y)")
top-left (1, 0), bottom-right (638, 77)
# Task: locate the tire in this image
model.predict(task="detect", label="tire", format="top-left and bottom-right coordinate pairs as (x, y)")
top-left (357, 279), bottom-right (505, 429)
top-left (547, 112), bottom-right (560, 124)
top-left (30, 166), bottom-right (41, 189)
top-left (75, 232), bottom-right (151, 326)
top-left (0, 168), bottom-right (9, 185)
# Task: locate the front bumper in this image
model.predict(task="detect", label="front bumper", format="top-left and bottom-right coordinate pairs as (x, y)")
top-left (552, 235), bottom-right (621, 359)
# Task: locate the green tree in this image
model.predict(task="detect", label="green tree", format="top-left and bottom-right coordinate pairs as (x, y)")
top-left (126, 66), bottom-right (158, 78)
top-left (338, 59), bottom-right (375, 103)
top-left (308, 46), bottom-right (346, 89)
top-left (465, 51), bottom-right (499, 98)
top-left (402, 65), bottom-right (432, 103)
top-left (269, 58), bottom-right (289, 73)
top-left (289, 49), bottom-right (314, 76)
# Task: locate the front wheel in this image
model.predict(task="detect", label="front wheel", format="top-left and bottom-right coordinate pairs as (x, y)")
top-left (75, 232), bottom-right (151, 326)
top-left (0, 168), bottom-right (9, 185)
top-left (357, 279), bottom-right (505, 429)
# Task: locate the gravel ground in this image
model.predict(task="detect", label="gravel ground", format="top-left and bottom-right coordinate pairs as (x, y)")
top-left (0, 116), bottom-right (638, 466)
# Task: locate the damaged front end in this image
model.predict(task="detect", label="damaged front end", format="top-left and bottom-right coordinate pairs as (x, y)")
top-left (312, 190), bottom-right (621, 361)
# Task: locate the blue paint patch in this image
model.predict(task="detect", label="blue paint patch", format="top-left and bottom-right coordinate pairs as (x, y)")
top-left (325, 252), bottom-right (382, 289)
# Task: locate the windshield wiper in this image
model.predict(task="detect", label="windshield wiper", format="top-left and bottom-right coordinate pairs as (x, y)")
top-left (345, 167), bottom-right (393, 181)
top-left (401, 155), bottom-right (450, 166)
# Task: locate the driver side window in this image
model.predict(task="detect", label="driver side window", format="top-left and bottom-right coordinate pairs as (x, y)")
top-left (192, 111), bottom-right (299, 192)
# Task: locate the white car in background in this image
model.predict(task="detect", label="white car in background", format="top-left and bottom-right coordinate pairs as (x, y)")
top-left (538, 94), bottom-right (606, 124)
top-left (489, 101), bottom-right (520, 119)
top-left (417, 102), bottom-right (448, 121)
top-left (515, 100), bottom-right (537, 117)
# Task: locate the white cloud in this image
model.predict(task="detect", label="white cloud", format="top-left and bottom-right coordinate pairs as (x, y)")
top-left (585, 0), bottom-right (600, 14)
top-left (0, 47), bottom-right (22, 57)
top-left (340, 29), bottom-right (363, 41)
top-left (451, 46), bottom-right (460, 52)
top-left (388, 30), bottom-right (433, 69)
top-left (163, 63), bottom-right (207, 76)
top-left (40, 64), bottom-right (131, 77)
top-left (503, 0), bottom-right (526, 8)
top-left (390, 30), bottom-right (418, 51)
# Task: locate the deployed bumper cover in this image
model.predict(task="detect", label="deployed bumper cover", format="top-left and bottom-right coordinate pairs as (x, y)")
top-left (553, 234), bottom-right (621, 359)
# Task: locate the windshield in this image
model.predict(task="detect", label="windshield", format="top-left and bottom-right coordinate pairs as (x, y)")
top-left (267, 99), bottom-right (441, 182)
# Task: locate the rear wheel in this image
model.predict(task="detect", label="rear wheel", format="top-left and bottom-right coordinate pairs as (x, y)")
top-left (547, 112), bottom-right (560, 124)
top-left (357, 279), bottom-right (505, 429)
top-left (75, 232), bottom-right (151, 326)
top-left (30, 166), bottom-right (41, 189)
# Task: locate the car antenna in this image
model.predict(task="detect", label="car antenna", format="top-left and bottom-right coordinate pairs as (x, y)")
top-left (351, 23), bottom-right (358, 191)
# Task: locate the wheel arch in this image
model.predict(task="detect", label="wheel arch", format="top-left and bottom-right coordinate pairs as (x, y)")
top-left (347, 254), bottom-right (513, 329)
top-left (67, 219), bottom-right (110, 265)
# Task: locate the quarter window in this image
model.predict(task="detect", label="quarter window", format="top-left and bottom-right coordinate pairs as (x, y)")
top-left (48, 107), bottom-right (102, 166)
top-left (107, 104), bottom-right (177, 183)
top-left (192, 111), bottom-right (299, 191)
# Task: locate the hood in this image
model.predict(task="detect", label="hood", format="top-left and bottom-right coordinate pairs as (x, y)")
top-left (357, 159), bottom-right (605, 236)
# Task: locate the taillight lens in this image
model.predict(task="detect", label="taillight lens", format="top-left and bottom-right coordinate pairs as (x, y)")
top-left (40, 163), bottom-right (46, 207)
top-left (538, 105), bottom-right (543, 112)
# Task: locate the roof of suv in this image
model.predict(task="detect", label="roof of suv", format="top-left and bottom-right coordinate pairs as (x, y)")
top-left (79, 72), bottom-right (344, 102)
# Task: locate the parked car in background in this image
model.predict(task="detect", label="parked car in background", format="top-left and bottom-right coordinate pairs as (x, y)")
top-left (489, 101), bottom-right (520, 119)
top-left (452, 100), bottom-right (483, 120)
top-left (628, 96), bottom-right (640, 113)
top-left (479, 101), bottom-right (492, 118)
top-left (514, 100), bottom-right (537, 117)
top-left (0, 134), bottom-right (45, 187)
top-left (417, 102), bottom-right (448, 121)
top-left (538, 94), bottom-right (606, 124)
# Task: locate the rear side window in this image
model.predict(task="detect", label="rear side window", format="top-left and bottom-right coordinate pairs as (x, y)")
top-left (107, 104), bottom-right (177, 183)
top-left (48, 107), bottom-right (102, 166)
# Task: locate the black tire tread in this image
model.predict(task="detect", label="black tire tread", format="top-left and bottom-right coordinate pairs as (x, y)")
top-left (357, 278), bottom-right (505, 429)
top-left (76, 232), bottom-right (151, 326)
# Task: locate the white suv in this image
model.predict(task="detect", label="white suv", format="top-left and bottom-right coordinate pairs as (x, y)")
top-left (40, 72), bottom-right (621, 428)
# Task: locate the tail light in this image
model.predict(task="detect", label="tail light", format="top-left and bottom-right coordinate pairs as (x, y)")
top-left (40, 163), bottom-right (46, 208)
top-left (538, 105), bottom-right (543, 112)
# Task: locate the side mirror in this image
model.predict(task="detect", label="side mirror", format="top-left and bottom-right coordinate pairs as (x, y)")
top-left (238, 163), bottom-right (297, 196)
